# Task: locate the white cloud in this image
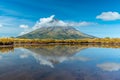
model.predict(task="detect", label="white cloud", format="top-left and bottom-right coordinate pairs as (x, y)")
top-left (19, 29), bottom-right (31, 36)
top-left (67, 21), bottom-right (96, 27)
top-left (0, 24), bottom-right (3, 27)
top-left (33, 15), bottom-right (96, 30)
top-left (96, 11), bottom-right (120, 21)
top-left (19, 24), bottom-right (29, 29)
top-left (19, 25), bottom-right (31, 36)
top-left (32, 54), bottom-right (90, 68)
top-left (19, 32), bottom-right (27, 36)
top-left (0, 16), bottom-right (34, 37)
top-left (97, 62), bottom-right (120, 71)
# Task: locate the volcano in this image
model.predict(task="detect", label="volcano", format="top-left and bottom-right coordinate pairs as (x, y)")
top-left (18, 17), bottom-right (95, 39)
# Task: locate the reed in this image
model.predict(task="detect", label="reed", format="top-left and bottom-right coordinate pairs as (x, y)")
top-left (0, 38), bottom-right (120, 45)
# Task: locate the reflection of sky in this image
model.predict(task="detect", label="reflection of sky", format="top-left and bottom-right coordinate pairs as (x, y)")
top-left (1, 47), bottom-right (120, 70)
top-left (17, 48), bottom-right (120, 71)
top-left (0, 47), bottom-right (120, 79)
top-left (0, 55), bottom-right (3, 59)
top-left (1, 48), bottom-right (120, 69)
top-left (77, 48), bottom-right (120, 72)
top-left (76, 48), bottom-right (120, 62)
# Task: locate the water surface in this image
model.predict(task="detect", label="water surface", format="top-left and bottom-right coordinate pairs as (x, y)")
top-left (0, 45), bottom-right (120, 80)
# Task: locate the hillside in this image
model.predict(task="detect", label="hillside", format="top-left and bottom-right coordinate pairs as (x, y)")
top-left (18, 26), bottom-right (95, 39)
top-left (18, 18), bottom-right (95, 39)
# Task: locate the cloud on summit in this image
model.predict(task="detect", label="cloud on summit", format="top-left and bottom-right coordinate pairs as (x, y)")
top-left (33, 15), bottom-right (96, 30)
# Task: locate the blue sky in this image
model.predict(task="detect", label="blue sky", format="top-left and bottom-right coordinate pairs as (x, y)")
top-left (0, 0), bottom-right (120, 37)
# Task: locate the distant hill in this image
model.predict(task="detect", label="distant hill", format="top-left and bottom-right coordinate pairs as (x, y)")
top-left (18, 19), bottom-right (95, 39)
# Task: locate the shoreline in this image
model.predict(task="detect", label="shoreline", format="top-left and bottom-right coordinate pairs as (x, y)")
top-left (1, 38), bottom-right (120, 46)
top-left (1, 43), bottom-right (120, 53)
top-left (0, 42), bottom-right (120, 47)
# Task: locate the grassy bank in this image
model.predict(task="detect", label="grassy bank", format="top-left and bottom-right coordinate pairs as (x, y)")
top-left (0, 38), bottom-right (120, 45)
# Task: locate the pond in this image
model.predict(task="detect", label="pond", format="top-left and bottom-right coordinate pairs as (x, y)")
top-left (0, 45), bottom-right (120, 80)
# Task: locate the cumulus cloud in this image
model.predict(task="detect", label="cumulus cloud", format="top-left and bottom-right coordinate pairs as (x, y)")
top-left (33, 15), bottom-right (96, 30)
top-left (0, 16), bottom-right (34, 37)
top-left (19, 30), bottom-right (31, 36)
top-left (19, 32), bottom-right (27, 35)
top-left (19, 24), bottom-right (29, 29)
top-left (0, 24), bottom-right (3, 27)
top-left (97, 62), bottom-right (120, 71)
top-left (96, 11), bottom-right (120, 21)
top-left (19, 24), bottom-right (31, 35)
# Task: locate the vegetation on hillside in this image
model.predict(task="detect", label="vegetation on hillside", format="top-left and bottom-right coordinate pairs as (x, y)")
top-left (18, 26), bottom-right (94, 39)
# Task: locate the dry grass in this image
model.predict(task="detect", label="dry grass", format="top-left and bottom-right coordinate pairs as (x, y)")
top-left (0, 38), bottom-right (120, 45)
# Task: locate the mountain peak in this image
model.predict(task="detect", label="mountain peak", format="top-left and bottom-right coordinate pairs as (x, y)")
top-left (18, 15), bottom-right (95, 39)
top-left (33, 15), bottom-right (69, 29)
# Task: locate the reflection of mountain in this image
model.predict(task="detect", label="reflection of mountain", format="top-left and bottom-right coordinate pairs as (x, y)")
top-left (27, 45), bottom-right (83, 56)
top-left (23, 45), bottom-right (90, 68)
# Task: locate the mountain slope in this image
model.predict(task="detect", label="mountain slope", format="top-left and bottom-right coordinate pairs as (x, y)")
top-left (18, 26), bottom-right (95, 39)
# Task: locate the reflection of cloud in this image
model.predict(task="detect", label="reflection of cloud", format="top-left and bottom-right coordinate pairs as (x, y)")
top-left (19, 48), bottom-right (90, 68)
top-left (69, 57), bottom-right (90, 62)
top-left (97, 62), bottom-right (120, 71)
top-left (19, 48), bottom-right (31, 59)
top-left (19, 48), bottom-right (54, 68)
top-left (0, 55), bottom-right (2, 59)
top-left (20, 54), bottom-right (29, 59)
top-left (57, 56), bottom-right (90, 63)
top-left (32, 53), bottom-right (90, 68)
top-left (33, 55), bottom-right (54, 68)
